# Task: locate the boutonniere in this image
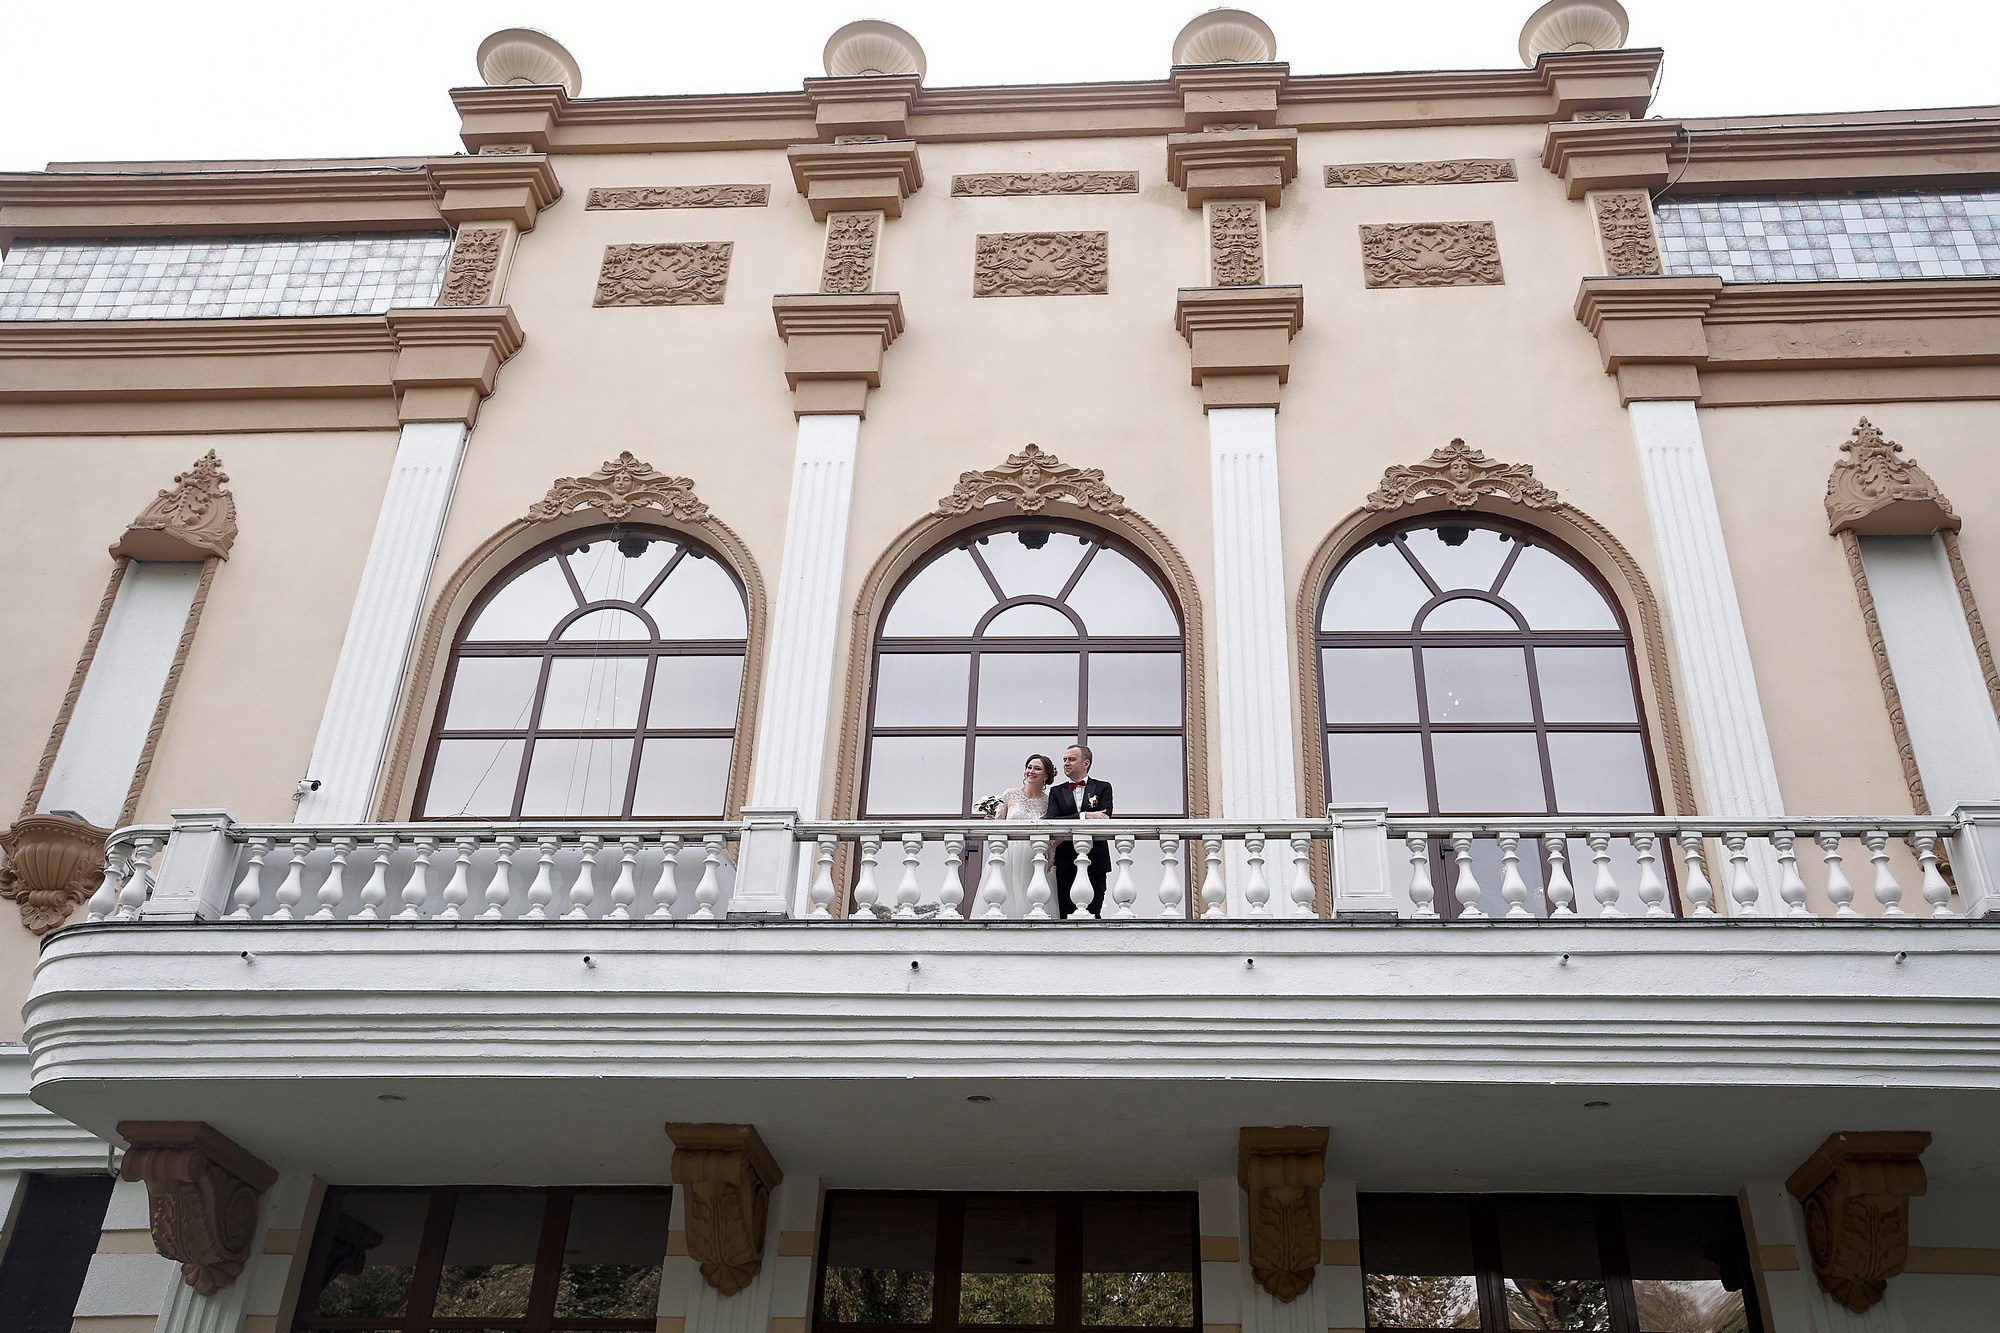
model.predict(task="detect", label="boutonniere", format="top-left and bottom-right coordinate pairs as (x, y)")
top-left (1087, 794), bottom-right (1099, 809)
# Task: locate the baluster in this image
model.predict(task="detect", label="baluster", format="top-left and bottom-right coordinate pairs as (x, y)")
top-left (1406, 833), bottom-right (1436, 919)
top-left (523, 837), bottom-right (559, 919)
top-left (1288, 834), bottom-right (1316, 915)
top-left (894, 833), bottom-right (924, 919)
top-left (1069, 831), bottom-right (1096, 920)
top-left (977, 835), bottom-right (1010, 919)
top-left (352, 835), bottom-right (393, 921)
top-left (1026, 835), bottom-right (1054, 920)
top-left (1912, 829), bottom-right (1954, 918)
top-left (1159, 836), bottom-right (1185, 919)
top-left (1865, 829), bottom-right (1907, 917)
top-left (853, 835), bottom-right (883, 919)
top-left (1451, 832), bottom-right (1482, 920)
top-left (1497, 831), bottom-right (1529, 918)
top-left (1772, 830), bottom-right (1810, 916)
top-left (1244, 832), bottom-right (1271, 917)
top-left (226, 836), bottom-right (273, 921)
top-left (440, 836), bottom-right (478, 921)
top-left (311, 837), bottom-right (354, 920)
top-left (1201, 835), bottom-right (1227, 918)
top-left (1543, 833), bottom-right (1574, 916)
top-left (565, 835), bottom-right (603, 920)
top-left (1724, 832), bottom-right (1759, 919)
top-left (809, 836), bottom-right (840, 919)
top-left (270, 834), bottom-right (313, 921)
top-left (938, 834), bottom-right (966, 921)
top-left (1677, 831), bottom-right (1715, 917)
top-left (691, 836), bottom-right (725, 919)
top-left (1818, 832), bottom-right (1857, 916)
top-left (608, 838), bottom-right (641, 919)
top-left (88, 840), bottom-right (132, 922)
top-left (1588, 832), bottom-right (1621, 917)
top-left (1633, 832), bottom-right (1669, 918)
top-left (482, 835), bottom-right (519, 920)
top-left (398, 836), bottom-right (439, 920)
top-left (1110, 834), bottom-right (1139, 919)
top-left (117, 834), bottom-right (163, 920)
top-left (650, 836), bottom-right (684, 919)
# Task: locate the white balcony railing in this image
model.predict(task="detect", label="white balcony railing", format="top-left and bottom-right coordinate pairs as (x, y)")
top-left (75, 806), bottom-right (2000, 926)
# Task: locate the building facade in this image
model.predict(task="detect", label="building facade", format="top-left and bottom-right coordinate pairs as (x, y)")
top-left (1, 4), bottom-right (1998, 1331)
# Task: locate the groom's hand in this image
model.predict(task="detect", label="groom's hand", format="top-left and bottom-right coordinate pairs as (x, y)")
top-left (1083, 810), bottom-right (1109, 820)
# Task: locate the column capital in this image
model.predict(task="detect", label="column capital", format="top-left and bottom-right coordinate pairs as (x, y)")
top-left (771, 292), bottom-right (905, 416)
top-left (118, 1119), bottom-right (279, 1295)
top-left (1169, 62), bottom-right (1290, 131)
top-left (803, 74), bottom-right (923, 141)
top-left (384, 304), bottom-right (525, 424)
top-left (1542, 119), bottom-right (1683, 200)
top-left (1574, 275), bottom-right (1721, 402)
top-left (1166, 127), bottom-right (1299, 208)
top-left (1175, 285), bottom-right (1304, 410)
top-left (787, 140), bottom-right (924, 220)
top-left (426, 155), bottom-right (562, 230)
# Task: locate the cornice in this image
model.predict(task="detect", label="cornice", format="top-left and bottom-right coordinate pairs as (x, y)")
top-left (787, 140), bottom-right (924, 220)
top-left (1166, 128), bottom-right (1300, 208)
top-left (771, 291), bottom-right (906, 344)
top-left (423, 155), bottom-right (563, 229)
top-left (1541, 120), bottom-right (1684, 198)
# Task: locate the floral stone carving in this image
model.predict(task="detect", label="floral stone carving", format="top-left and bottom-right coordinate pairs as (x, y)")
top-left (1787, 1131), bottom-right (1931, 1313)
top-left (822, 213), bottom-right (880, 294)
top-left (1325, 160), bottom-right (1517, 188)
top-left (0, 812), bottom-right (110, 934)
top-left (595, 242), bottom-right (733, 306)
top-left (1591, 191), bottom-right (1662, 277)
top-left (668, 1122), bottom-right (784, 1296)
top-left (973, 232), bottom-right (1108, 297)
top-left (1210, 202), bottom-right (1264, 286)
top-left (527, 452), bottom-right (713, 525)
top-left (110, 450), bottom-right (238, 562)
top-left (1366, 439), bottom-right (1559, 512)
top-left (119, 1120), bottom-right (279, 1295)
top-left (1239, 1126), bottom-right (1329, 1302)
top-left (1825, 418), bottom-right (1959, 536)
top-left (952, 172), bottom-right (1138, 196)
top-left (586, 185), bottom-right (769, 209)
top-left (439, 227), bottom-right (505, 306)
top-left (1359, 221), bottom-right (1504, 289)
top-left (937, 444), bottom-right (1127, 517)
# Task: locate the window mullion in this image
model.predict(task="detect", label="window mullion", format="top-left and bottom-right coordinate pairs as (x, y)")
top-left (1469, 1196), bottom-right (1507, 1333)
top-left (1597, 1198), bottom-right (1640, 1333)
top-left (524, 1188), bottom-right (571, 1333)
top-left (1056, 1195), bottom-right (1081, 1333)
top-left (936, 1195), bottom-right (965, 1333)
top-left (402, 1187), bottom-right (457, 1333)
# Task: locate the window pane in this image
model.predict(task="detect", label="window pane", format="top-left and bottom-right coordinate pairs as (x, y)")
top-left (1090, 653), bottom-right (1182, 727)
top-left (1080, 1198), bottom-right (1195, 1327)
top-left (1403, 526), bottom-right (1512, 595)
top-left (523, 737), bottom-right (634, 816)
top-left (567, 537), bottom-right (677, 606)
top-left (1422, 597), bottom-right (1519, 631)
top-left (1547, 734), bottom-right (1654, 813)
top-left (1085, 735), bottom-right (1186, 815)
top-left (1424, 647), bottom-right (1533, 722)
top-left (977, 531), bottom-right (1090, 600)
top-left (1631, 1282), bottom-right (1747, 1333)
top-left (984, 603), bottom-right (1079, 638)
top-left (422, 739), bottom-right (524, 817)
top-left (442, 657), bottom-right (543, 731)
top-left (866, 737), bottom-right (968, 815)
top-left (560, 607), bottom-right (654, 641)
top-left (974, 736), bottom-right (1080, 812)
top-left (1534, 648), bottom-right (1638, 724)
top-left (555, 1191), bottom-right (670, 1319)
top-left (648, 655), bottom-right (745, 728)
top-left (1622, 1197), bottom-right (1754, 1333)
top-left (1500, 545), bottom-right (1619, 630)
top-left (978, 653), bottom-right (1079, 726)
top-left (1322, 649), bottom-right (1419, 724)
top-left (1497, 1197), bottom-right (1608, 1331)
top-left (467, 556), bottom-right (576, 641)
top-left (884, 548), bottom-right (995, 637)
top-left (820, 1195), bottom-right (936, 1324)
top-left (875, 654), bottom-right (972, 727)
top-left (432, 1191), bottom-right (544, 1318)
top-left (1065, 548), bottom-right (1179, 636)
top-left (309, 1191), bottom-right (429, 1319)
top-left (1327, 732), bottom-right (1428, 813)
top-left (0, 1174), bottom-right (113, 1333)
top-left (633, 738), bottom-right (734, 816)
top-left (1432, 732), bottom-right (1545, 814)
top-left (540, 657), bottom-right (648, 730)
top-left (960, 1198), bottom-right (1056, 1325)
top-left (647, 553), bottom-right (747, 639)
top-left (1360, 1195), bottom-right (1479, 1330)
top-left (1322, 542), bottom-right (1433, 632)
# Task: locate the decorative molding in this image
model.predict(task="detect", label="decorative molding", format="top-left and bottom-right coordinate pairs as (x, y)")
top-left (19, 561), bottom-right (126, 818)
top-left (1365, 438), bottom-right (1558, 511)
top-left (1324, 159), bottom-right (1517, 187)
top-left (118, 1120), bottom-right (279, 1295)
top-left (1166, 128), bottom-right (1299, 208)
top-left (951, 172), bottom-right (1138, 196)
top-left (438, 227), bottom-right (505, 306)
top-left (1942, 530), bottom-right (2000, 732)
top-left (1360, 221), bottom-right (1504, 288)
top-left (937, 443), bottom-right (1124, 515)
top-left (821, 213), bottom-right (880, 294)
top-left (667, 1122), bottom-right (784, 1296)
top-left (1209, 203), bottom-right (1264, 287)
top-left (1825, 418), bottom-right (1959, 537)
top-left (786, 140), bottom-right (924, 221)
top-left (1238, 1127), bottom-right (1328, 1302)
top-left (973, 231), bottom-right (1108, 297)
top-left (110, 450), bottom-right (238, 562)
top-left (586, 185), bottom-right (769, 209)
top-left (1591, 190), bottom-right (1662, 276)
top-left (0, 813), bottom-right (110, 934)
top-left (477, 143), bottom-right (537, 155)
top-left (1839, 530), bottom-right (1928, 814)
top-left (122, 558), bottom-right (216, 827)
top-left (1174, 285), bottom-right (1306, 410)
top-left (1787, 1131), bottom-right (1931, 1313)
top-left (1574, 109), bottom-right (1632, 120)
top-left (595, 242), bottom-right (732, 307)
top-left (527, 452), bottom-right (712, 524)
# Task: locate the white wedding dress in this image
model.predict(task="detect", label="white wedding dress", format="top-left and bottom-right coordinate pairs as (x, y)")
top-left (986, 786), bottom-right (1049, 918)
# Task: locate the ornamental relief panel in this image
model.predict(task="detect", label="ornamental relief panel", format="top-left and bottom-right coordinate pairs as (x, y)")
top-left (586, 185), bottom-right (770, 209)
top-left (1324, 159), bottom-right (1518, 188)
top-left (438, 227), bottom-right (505, 306)
top-left (1591, 190), bottom-right (1664, 277)
top-left (1209, 202), bottom-right (1264, 287)
top-left (594, 242), bottom-right (733, 307)
top-left (1359, 221), bottom-right (1504, 289)
top-left (974, 231), bottom-right (1109, 297)
top-left (951, 172), bottom-right (1139, 196)
top-left (822, 212), bottom-right (880, 294)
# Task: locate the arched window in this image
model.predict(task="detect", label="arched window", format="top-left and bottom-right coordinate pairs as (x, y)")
top-left (415, 526), bottom-right (748, 819)
top-left (862, 523), bottom-right (1187, 818)
top-left (1316, 516), bottom-right (1662, 916)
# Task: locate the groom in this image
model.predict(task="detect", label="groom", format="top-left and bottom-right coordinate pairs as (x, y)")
top-left (1048, 743), bottom-right (1113, 918)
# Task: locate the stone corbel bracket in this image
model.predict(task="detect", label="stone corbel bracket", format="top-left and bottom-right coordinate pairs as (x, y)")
top-left (1169, 62), bottom-right (1289, 130)
top-left (1175, 285), bottom-right (1304, 410)
top-left (667, 1121), bottom-right (785, 1296)
top-left (788, 140), bottom-right (924, 220)
top-left (426, 155), bottom-right (562, 229)
top-left (804, 73), bottom-right (923, 141)
top-left (1786, 1130), bottom-right (1931, 1313)
top-left (1239, 1126), bottom-right (1329, 1302)
top-left (1166, 128), bottom-right (1299, 208)
top-left (118, 1120), bottom-right (278, 1295)
top-left (0, 813), bottom-right (111, 934)
top-left (772, 292), bottom-right (905, 416)
top-left (385, 305), bottom-right (526, 424)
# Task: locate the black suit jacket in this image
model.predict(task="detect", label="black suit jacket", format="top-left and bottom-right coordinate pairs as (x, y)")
top-left (1047, 778), bottom-right (1113, 823)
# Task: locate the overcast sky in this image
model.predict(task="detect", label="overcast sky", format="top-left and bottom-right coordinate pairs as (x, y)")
top-left (5, 0), bottom-right (1997, 171)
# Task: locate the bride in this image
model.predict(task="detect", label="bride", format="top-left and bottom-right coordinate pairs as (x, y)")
top-left (982, 754), bottom-right (1055, 917)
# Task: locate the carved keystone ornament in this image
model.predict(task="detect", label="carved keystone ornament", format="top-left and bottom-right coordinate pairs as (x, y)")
top-left (527, 453), bottom-right (713, 525)
top-left (119, 1120), bottom-right (278, 1294)
top-left (1366, 439), bottom-right (1559, 512)
top-left (1239, 1126), bottom-right (1329, 1302)
top-left (1786, 1130), bottom-right (1931, 1313)
top-left (668, 1122), bottom-right (784, 1295)
top-left (1824, 418), bottom-right (1959, 537)
top-left (936, 444), bottom-right (1127, 518)
top-left (110, 449), bottom-right (239, 562)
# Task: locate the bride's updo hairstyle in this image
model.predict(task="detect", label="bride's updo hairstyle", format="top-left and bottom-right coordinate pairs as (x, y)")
top-left (1025, 755), bottom-right (1056, 787)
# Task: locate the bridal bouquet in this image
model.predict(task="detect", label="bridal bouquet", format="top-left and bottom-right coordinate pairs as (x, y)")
top-left (974, 794), bottom-right (1003, 817)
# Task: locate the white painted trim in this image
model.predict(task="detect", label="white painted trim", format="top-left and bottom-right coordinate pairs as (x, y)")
top-left (0, 1045), bottom-right (106, 1172)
